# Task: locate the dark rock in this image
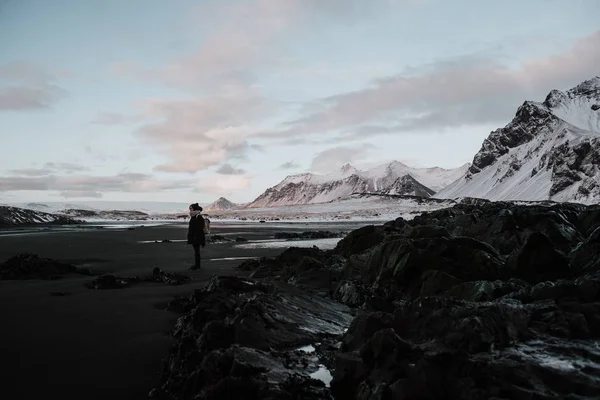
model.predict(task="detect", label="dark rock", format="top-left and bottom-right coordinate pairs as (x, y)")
top-left (145, 268), bottom-right (191, 285)
top-left (0, 253), bottom-right (93, 280)
top-left (406, 225), bottom-right (450, 239)
top-left (207, 235), bottom-right (234, 243)
top-left (341, 311), bottom-right (396, 353)
top-left (86, 268), bottom-right (191, 289)
top-left (151, 276), bottom-right (352, 399)
top-left (505, 232), bottom-right (571, 283)
top-left (333, 225), bottom-right (384, 257)
top-left (570, 226), bottom-right (600, 273)
top-left (85, 274), bottom-right (132, 289)
top-left (418, 270), bottom-right (462, 296)
top-left (235, 237), bottom-right (248, 242)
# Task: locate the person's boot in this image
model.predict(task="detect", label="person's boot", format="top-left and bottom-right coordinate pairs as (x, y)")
top-left (189, 253), bottom-right (201, 270)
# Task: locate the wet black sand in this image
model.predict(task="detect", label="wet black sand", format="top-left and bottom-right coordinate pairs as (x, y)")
top-left (0, 221), bottom-right (359, 400)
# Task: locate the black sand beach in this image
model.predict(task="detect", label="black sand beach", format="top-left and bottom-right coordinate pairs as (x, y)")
top-left (0, 221), bottom-right (354, 400)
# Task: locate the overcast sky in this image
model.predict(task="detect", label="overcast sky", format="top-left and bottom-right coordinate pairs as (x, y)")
top-left (0, 0), bottom-right (598, 204)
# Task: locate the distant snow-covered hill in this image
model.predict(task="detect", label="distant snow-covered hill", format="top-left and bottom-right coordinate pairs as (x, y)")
top-left (247, 161), bottom-right (469, 208)
top-left (10, 201), bottom-right (190, 215)
top-left (436, 76), bottom-right (600, 204)
top-left (57, 209), bottom-right (150, 221)
top-left (0, 206), bottom-right (81, 227)
top-left (204, 197), bottom-right (239, 212)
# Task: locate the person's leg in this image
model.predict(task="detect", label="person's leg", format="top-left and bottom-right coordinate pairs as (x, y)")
top-left (190, 243), bottom-right (201, 270)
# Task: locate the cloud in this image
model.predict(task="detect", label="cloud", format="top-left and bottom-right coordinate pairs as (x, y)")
top-left (216, 163), bottom-right (246, 175)
top-left (43, 162), bottom-right (90, 173)
top-left (8, 168), bottom-right (50, 177)
top-left (280, 161), bottom-right (300, 169)
top-left (310, 144), bottom-right (375, 172)
top-left (195, 173), bottom-right (251, 195)
top-left (9, 162), bottom-right (90, 176)
top-left (0, 173), bottom-right (196, 197)
top-left (0, 61), bottom-right (68, 111)
top-left (263, 29), bottom-right (600, 139)
top-left (102, 0), bottom-right (421, 173)
top-left (59, 191), bottom-right (103, 199)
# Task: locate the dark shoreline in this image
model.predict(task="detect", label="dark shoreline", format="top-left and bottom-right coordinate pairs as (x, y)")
top-left (0, 222), bottom-right (349, 400)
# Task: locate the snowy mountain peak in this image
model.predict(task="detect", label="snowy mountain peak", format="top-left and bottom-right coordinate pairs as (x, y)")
top-left (541, 77), bottom-right (600, 134)
top-left (572, 76), bottom-right (600, 94)
top-left (436, 76), bottom-right (600, 205)
top-left (340, 163), bottom-right (357, 174)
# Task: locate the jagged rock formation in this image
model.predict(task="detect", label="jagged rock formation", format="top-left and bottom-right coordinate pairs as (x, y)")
top-left (247, 161), bottom-right (469, 208)
top-left (152, 199), bottom-right (600, 399)
top-left (0, 206), bottom-right (81, 227)
top-left (437, 77), bottom-right (600, 204)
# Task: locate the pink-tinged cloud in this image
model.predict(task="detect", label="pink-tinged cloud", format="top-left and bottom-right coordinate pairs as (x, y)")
top-left (0, 61), bottom-right (68, 111)
top-left (135, 86), bottom-right (270, 173)
top-left (109, 0), bottom-right (418, 89)
top-left (310, 144), bottom-right (376, 172)
top-left (269, 29), bottom-right (600, 138)
top-left (195, 173), bottom-right (251, 195)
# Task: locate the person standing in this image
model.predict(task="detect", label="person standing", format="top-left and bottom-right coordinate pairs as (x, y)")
top-left (187, 203), bottom-right (205, 270)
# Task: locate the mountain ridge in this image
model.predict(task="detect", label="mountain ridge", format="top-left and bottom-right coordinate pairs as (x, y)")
top-left (246, 161), bottom-right (469, 208)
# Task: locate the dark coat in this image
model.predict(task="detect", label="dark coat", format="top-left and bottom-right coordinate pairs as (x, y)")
top-left (187, 214), bottom-right (206, 246)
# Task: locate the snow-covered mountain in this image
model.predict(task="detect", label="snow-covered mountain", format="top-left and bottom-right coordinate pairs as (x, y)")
top-left (0, 206), bottom-right (81, 227)
top-left (204, 197), bottom-right (239, 212)
top-left (436, 77), bottom-right (600, 204)
top-left (246, 161), bottom-right (469, 208)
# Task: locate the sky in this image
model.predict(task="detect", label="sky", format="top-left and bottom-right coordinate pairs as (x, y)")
top-left (0, 0), bottom-right (598, 205)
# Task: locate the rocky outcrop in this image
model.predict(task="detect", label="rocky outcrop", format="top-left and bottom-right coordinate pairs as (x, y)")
top-left (0, 253), bottom-right (92, 280)
top-left (0, 206), bottom-right (81, 227)
top-left (327, 201), bottom-right (600, 399)
top-left (152, 200), bottom-right (600, 399)
top-left (150, 276), bottom-right (353, 399)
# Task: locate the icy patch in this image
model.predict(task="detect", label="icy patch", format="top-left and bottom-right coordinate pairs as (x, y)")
top-left (297, 345), bottom-right (316, 353)
top-left (234, 238), bottom-right (340, 250)
top-left (209, 257), bottom-right (257, 261)
top-left (310, 365), bottom-right (333, 387)
top-left (502, 339), bottom-right (600, 375)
